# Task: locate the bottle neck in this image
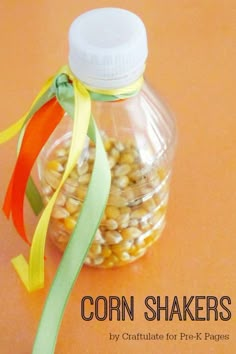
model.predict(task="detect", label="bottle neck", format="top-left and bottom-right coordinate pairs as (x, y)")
top-left (68, 63), bottom-right (146, 91)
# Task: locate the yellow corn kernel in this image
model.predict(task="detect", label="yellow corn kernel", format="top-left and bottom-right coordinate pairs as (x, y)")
top-left (113, 176), bottom-right (130, 189)
top-left (108, 195), bottom-right (127, 207)
top-left (143, 198), bottom-right (156, 212)
top-left (64, 216), bottom-right (77, 231)
top-left (104, 231), bottom-right (123, 244)
top-left (105, 205), bottom-right (120, 219)
top-left (108, 254), bottom-right (119, 264)
top-left (128, 219), bottom-right (139, 227)
top-left (119, 252), bottom-right (131, 262)
top-left (104, 139), bottom-right (112, 151)
top-left (93, 256), bottom-right (104, 265)
top-left (78, 173), bottom-right (91, 185)
top-left (65, 197), bottom-right (81, 214)
top-left (145, 235), bottom-right (155, 246)
top-left (102, 259), bottom-right (114, 268)
top-left (128, 169), bottom-right (142, 182)
top-left (94, 229), bottom-right (105, 244)
top-left (120, 206), bottom-right (131, 214)
top-left (55, 148), bottom-right (67, 157)
top-left (116, 213), bottom-right (130, 228)
top-left (131, 207), bottom-right (147, 220)
top-left (157, 167), bottom-right (167, 180)
top-left (55, 192), bottom-right (66, 206)
top-left (111, 240), bottom-right (132, 254)
top-left (114, 141), bottom-right (125, 152)
top-left (85, 257), bottom-right (92, 265)
top-left (135, 237), bottom-right (146, 248)
top-left (140, 221), bottom-right (150, 232)
top-left (42, 184), bottom-right (53, 196)
top-left (52, 206), bottom-right (70, 219)
top-left (133, 248), bottom-right (146, 258)
top-left (101, 246), bottom-right (112, 258)
top-left (110, 147), bottom-right (120, 160)
top-left (44, 170), bottom-right (61, 189)
top-left (63, 177), bottom-right (78, 193)
top-left (76, 187), bottom-right (87, 200)
top-left (69, 169), bottom-right (78, 179)
top-left (121, 227), bottom-right (142, 240)
top-left (114, 164), bottom-right (131, 177)
top-left (119, 152), bottom-right (134, 164)
top-left (110, 185), bottom-right (121, 195)
top-left (89, 244), bottom-right (102, 256)
top-left (105, 219), bottom-right (118, 231)
top-left (108, 156), bottom-right (116, 169)
top-left (77, 161), bottom-right (89, 176)
top-left (129, 245), bottom-right (137, 255)
top-left (46, 160), bottom-right (64, 172)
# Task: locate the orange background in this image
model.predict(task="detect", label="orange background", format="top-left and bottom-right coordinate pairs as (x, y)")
top-left (0, 1), bottom-right (235, 353)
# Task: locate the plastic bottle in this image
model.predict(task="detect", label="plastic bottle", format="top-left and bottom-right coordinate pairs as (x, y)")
top-left (38, 8), bottom-right (177, 268)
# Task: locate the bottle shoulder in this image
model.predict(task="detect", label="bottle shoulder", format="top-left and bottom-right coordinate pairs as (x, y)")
top-left (91, 80), bottom-right (177, 164)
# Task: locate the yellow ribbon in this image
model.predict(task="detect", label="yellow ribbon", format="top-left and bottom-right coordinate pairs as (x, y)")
top-left (84, 75), bottom-right (144, 96)
top-left (0, 77), bottom-right (54, 144)
top-left (12, 68), bottom-right (91, 291)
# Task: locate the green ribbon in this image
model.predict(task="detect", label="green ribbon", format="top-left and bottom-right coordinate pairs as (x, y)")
top-left (29, 71), bottom-right (142, 353)
top-left (21, 84), bottom-right (55, 215)
top-left (32, 75), bottom-right (111, 353)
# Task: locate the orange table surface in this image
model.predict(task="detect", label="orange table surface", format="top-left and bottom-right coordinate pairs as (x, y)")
top-left (0, 1), bottom-right (235, 353)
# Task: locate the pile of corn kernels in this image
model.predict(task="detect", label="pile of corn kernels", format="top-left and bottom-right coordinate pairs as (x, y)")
top-left (41, 132), bottom-right (170, 268)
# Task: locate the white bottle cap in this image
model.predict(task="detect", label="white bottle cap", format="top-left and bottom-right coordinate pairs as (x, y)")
top-left (68, 8), bottom-right (148, 89)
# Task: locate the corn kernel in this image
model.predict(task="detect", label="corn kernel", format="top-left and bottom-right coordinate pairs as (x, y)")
top-left (104, 139), bottom-right (112, 151)
top-left (143, 198), bottom-right (156, 212)
top-left (104, 231), bottom-right (123, 244)
top-left (105, 205), bottom-right (120, 219)
top-left (114, 164), bottom-right (131, 177)
top-left (44, 170), bottom-right (61, 189)
top-left (52, 206), bottom-right (70, 219)
top-left (64, 216), bottom-right (77, 231)
top-left (77, 162), bottom-right (89, 176)
top-left (119, 152), bottom-right (134, 164)
top-left (46, 160), bottom-right (64, 172)
top-left (101, 246), bottom-right (112, 258)
top-left (131, 207), bottom-right (147, 220)
top-left (113, 176), bottom-right (130, 189)
top-left (121, 227), bottom-right (142, 240)
top-left (89, 244), bottom-right (102, 256)
top-left (65, 197), bottom-right (81, 214)
top-left (108, 195), bottom-right (127, 207)
top-left (105, 219), bottom-right (118, 230)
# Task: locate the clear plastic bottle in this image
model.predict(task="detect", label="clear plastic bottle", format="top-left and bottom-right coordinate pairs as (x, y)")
top-left (38, 8), bottom-right (177, 268)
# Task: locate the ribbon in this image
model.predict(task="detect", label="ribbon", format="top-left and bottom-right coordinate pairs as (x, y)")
top-left (3, 98), bottom-right (64, 243)
top-left (33, 117), bottom-right (110, 353)
top-left (0, 65), bottom-right (143, 352)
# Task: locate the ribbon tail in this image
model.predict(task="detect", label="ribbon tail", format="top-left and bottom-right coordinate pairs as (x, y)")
top-left (2, 174), bottom-right (14, 219)
top-left (32, 116), bottom-right (111, 353)
top-left (0, 116), bottom-right (26, 144)
top-left (26, 177), bottom-right (44, 216)
top-left (7, 98), bottom-right (64, 243)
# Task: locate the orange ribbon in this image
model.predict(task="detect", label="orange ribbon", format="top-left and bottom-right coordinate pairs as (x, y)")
top-left (3, 98), bottom-right (64, 243)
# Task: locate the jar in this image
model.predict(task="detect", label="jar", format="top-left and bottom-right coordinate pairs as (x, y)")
top-left (38, 8), bottom-right (177, 268)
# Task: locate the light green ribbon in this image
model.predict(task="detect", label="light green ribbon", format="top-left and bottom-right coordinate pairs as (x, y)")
top-left (32, 72), bottom-right (143, 353)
